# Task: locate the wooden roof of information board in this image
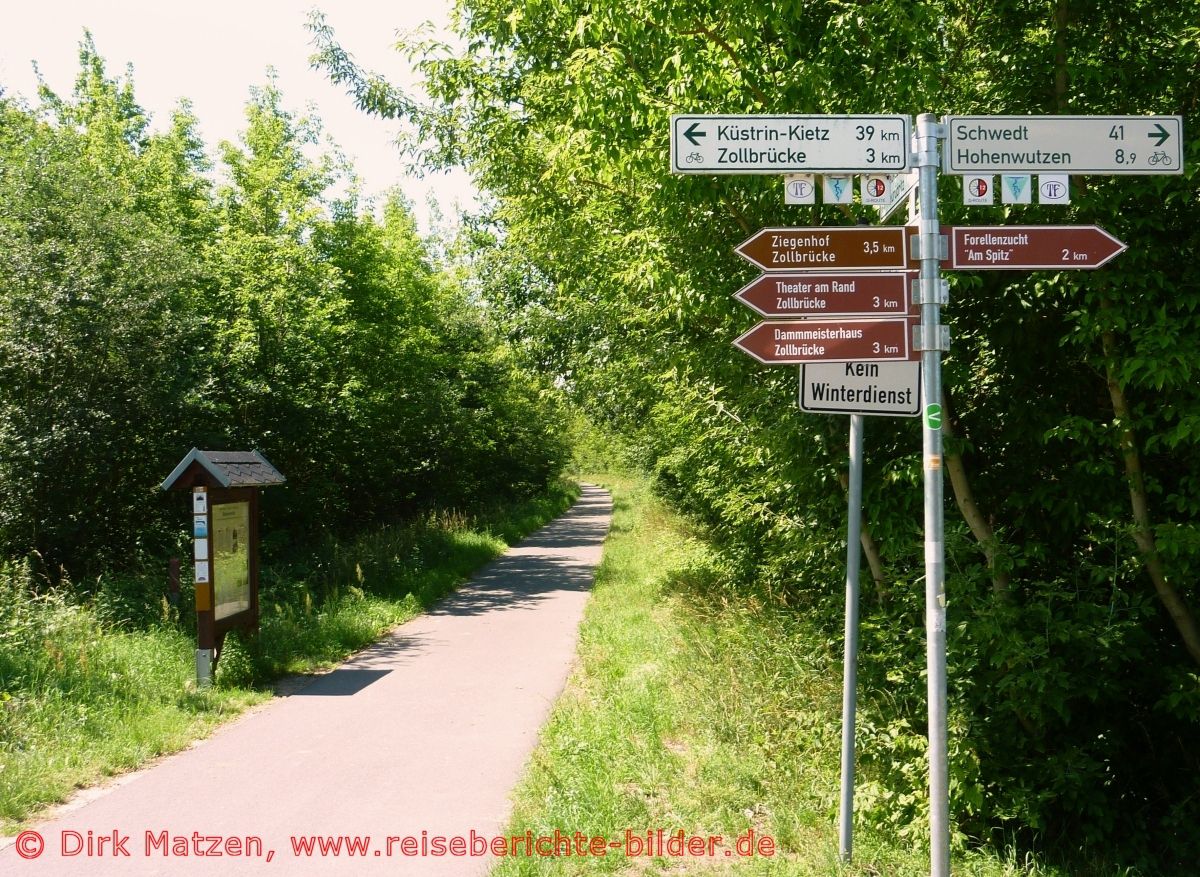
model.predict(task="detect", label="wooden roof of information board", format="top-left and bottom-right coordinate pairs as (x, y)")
top-left (161, 448), bottom-right (286, 491)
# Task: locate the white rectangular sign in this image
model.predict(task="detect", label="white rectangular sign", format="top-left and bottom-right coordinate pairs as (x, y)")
top-left (944, 115), bottom-right (1183, 175)
top-left (875, 170), bottom-right (917, 221)
top-left (800, 361), bottom-right (920, 417)
top-left (671, 114), bottom-right (911, 174)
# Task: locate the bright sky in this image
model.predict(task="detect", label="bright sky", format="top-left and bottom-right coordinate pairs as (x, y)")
top-left (0, 0), bottom-right (478, 231)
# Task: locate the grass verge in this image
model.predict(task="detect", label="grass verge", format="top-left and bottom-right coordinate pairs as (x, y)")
top-left (493, 474), bottom-right (1067, 876)
top-left (0, 479), bottom-right (579, 832)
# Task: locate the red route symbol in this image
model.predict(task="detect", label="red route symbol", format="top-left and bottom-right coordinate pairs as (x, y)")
top-left (970, 177), bottom-right (989, 197)
top-left (867, 177), bottom-right (887, 198)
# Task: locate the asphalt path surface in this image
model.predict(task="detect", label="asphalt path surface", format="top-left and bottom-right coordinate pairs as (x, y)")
top-left (1, 484), bottom-right (612, 876)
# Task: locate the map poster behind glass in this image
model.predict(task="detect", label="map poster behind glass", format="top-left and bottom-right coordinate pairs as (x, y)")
top-left (212, 502), bottom-right (250, 620)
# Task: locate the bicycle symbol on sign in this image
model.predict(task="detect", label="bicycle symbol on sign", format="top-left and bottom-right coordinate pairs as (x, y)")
top-left (685, 152), bottom-right (704, 164)
top-left (1148, 150), bottom-right (1173, 167)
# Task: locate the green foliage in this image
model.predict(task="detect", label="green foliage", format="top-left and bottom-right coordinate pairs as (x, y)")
top-left (0, 35), bottom-right (569, 576)
top-left (0, 557), bottom-right (257, 827)
top-left (0, 77), bottom-right (208, 571)
top-left (214, 631), bottom-right (254, 690)
top-left (498, 475), bottom-right (1078, 875)
top-left (310, 1), bottom-right (1200, 869)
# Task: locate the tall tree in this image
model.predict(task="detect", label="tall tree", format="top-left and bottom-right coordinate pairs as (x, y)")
top-left (0, 50), bottom-right (210, 571)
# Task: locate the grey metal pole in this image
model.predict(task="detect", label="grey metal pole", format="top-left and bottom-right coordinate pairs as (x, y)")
top-left (838, 414), bottom-right (865, 862)
top-left (196, 648), bottom-right (213, 688)
top-left (915, 112), bottom-right (950, 877)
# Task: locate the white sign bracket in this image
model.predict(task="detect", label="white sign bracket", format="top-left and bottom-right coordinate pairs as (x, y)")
top-left (912, 278), bottom-right (950, 306)
top-left (913, 233), bottom-right (948, 261)
top-left (913, 324), bottom-right (952, 352)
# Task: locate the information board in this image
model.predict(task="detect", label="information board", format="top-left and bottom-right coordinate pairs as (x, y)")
top-left (212, 502), bottom-right (251, 621)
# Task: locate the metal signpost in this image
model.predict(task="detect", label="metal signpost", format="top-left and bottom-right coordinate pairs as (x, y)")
top-left (840, 410), bottom-right (865, 864)
top-left (671, 114), bottom-right (911, 174)
top-left (720, 117), bottom-right (931, 871)
top-left (677, 109), bottom-right (1172, 877)
top-left (914, 113), bottom-right (951, 877)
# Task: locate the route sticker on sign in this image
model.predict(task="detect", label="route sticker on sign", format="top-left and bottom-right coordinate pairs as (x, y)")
top-left (1038, 174), bottom-right (1070, 204)
top-left (1001, 175), bottom-right (1031, 204)
top-left (963, 175), bottom-right (993, 205)
top-left (784, 173), bottom-right (816, 204)
top-left (823, 175), bottom-right (853, 204)
top-left (860, 174), bottom-right (892, 205)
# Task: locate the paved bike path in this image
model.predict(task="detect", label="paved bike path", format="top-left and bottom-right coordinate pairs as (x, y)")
top-left (2, 485), bottom-right (612, 876)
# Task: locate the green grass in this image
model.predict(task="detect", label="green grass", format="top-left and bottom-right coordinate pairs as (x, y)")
top-left (0, 600), bottom-right (260, 829)
top-left (0, 479), bottom-right (579, 832)
top-left (492, 475), bottom-right (1069, 876)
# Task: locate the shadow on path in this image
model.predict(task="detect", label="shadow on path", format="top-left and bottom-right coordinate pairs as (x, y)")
top-left (426, 485), bottom-right (612, 618)
top-left (289, 485), bottom-right (613, 694)
top-left (295, 669), bottom-right (392, 696)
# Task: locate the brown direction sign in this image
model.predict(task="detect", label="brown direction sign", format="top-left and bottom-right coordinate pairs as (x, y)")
top-left (902, 225), bottom-right (1126, 270)
top-left (734, 272), bottom-right (912, 318)
top-left (734, 318), bottom-right (912, 364)
top-left (948, 225), bottom-right (1126, 270)
top-left (736, 227), bottom-right (909, 272)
